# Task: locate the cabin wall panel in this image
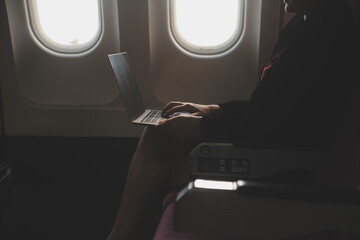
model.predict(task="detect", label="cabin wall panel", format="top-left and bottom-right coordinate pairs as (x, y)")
top-left (6, 0), bottom-right (121, 106)
top-left (1, 0), bottom-right (283, 137)
top-left (149, 0), bottom-right (259, 105)
top-left (1, 0), bottom-right (144, 137)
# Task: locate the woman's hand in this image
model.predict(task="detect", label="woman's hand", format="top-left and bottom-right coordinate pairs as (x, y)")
top-left (162, 101), bottom-right (221, 117)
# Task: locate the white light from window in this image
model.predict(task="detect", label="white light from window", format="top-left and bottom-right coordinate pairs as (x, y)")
top-left (28, 0), bottom-right (101, 53)
top-left (194, 179), bottom-right (237, 191)
top-left (171, 0), bottom-right (242, 54)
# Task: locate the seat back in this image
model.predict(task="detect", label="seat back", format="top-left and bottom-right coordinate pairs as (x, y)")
top-left (346, 0), bottom-right (360, 27)
top-left (316, 0), bottom-right (360, 190)
top-left (316, 83), bottom-right (360, 190)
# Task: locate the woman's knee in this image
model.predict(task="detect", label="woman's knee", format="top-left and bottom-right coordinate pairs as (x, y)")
top-left (135, 127), bottom-right (176, 159)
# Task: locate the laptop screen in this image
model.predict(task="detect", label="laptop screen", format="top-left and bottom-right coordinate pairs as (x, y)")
top-left (108, 52), bottom-right (145, 121)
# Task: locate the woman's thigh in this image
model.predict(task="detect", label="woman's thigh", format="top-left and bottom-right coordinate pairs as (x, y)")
top-left (137, 127), bottom-right (195, 188)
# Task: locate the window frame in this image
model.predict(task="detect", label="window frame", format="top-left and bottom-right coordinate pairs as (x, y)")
top-left (169, 0), bottom-right (245, 56)
top-left (26, 0), bottom-right (104, 54)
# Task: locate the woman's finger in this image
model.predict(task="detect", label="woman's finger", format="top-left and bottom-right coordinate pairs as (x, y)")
top-left (163, 104), bottom-right (196, 117)
top-left (162, 101), bottom-right (183, 114)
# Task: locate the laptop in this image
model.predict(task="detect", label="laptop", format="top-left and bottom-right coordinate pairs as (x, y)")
top-left (108, 52), bottom-right (186, 126)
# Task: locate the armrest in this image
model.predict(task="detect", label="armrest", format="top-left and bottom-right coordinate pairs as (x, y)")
top-left (174, 180), bottom-right (360, 239)
top-left (190, 143), bottom-right (326, 181)
top-left (173, 143), bottom-right (358, 239)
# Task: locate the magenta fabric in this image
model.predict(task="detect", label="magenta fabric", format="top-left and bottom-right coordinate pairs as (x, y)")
top-left (153, 193), bottom-right (241, 240)
top-left (260, 47), bottom-right (287, 81)
top-left (153, 193), bottom-right (360, 240)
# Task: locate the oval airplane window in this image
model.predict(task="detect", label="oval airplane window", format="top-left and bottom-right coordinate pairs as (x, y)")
top-left (170, 0), bottom-right (244, 55)
top-left (27, 0), bottom-right (102, 54)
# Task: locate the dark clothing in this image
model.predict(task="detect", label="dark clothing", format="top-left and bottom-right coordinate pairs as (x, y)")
top-left (201, 0), bottom-right (360, 151)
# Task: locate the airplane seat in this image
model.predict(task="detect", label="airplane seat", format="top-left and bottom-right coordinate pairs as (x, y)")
top-left (153, 2), bottom-right (360, 239)
top-left (153, 88), bottom-right (360, 240)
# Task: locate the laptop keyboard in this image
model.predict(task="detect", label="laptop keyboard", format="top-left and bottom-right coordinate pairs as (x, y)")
top-left (139, 110), bottom-right (165, 124)
top-left (139, 111), bottom-right (186, 124)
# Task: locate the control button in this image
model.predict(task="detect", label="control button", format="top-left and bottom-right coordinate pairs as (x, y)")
top-left (220, 166), bottom-right (225, 172)
top-left (220, 160), bottom-right (226, 165)
top-left (237, 167), bottom-right (242, 173)
top-left (231, 160), bottom-right (237, 166)
top-left (231, 167), bottom-right (236, 172)
top-left (200, 145), bottom-right (211, 155)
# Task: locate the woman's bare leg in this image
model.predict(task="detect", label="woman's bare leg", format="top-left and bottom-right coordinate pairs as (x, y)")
top-left (107, 127), bottom-right (193, 240)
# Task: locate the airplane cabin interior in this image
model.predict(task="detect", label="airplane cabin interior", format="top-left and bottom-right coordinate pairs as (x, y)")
top-left (0, 0), bottom-right (360, 240)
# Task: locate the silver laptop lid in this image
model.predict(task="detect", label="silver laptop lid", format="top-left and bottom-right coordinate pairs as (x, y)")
top-left (108, 52), bottom-right (145, 122)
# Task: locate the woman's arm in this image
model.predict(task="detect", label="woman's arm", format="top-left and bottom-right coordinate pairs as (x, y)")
top-left (162, 101), bottom-right (222, 117)
top-left (161, 100), bottom-right (250, 117)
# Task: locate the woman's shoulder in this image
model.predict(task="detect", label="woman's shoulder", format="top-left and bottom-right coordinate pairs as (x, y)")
top-left (281, 15), bottom-right (304, 35)
top-left (272, 15), bottom-right (304, 53)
